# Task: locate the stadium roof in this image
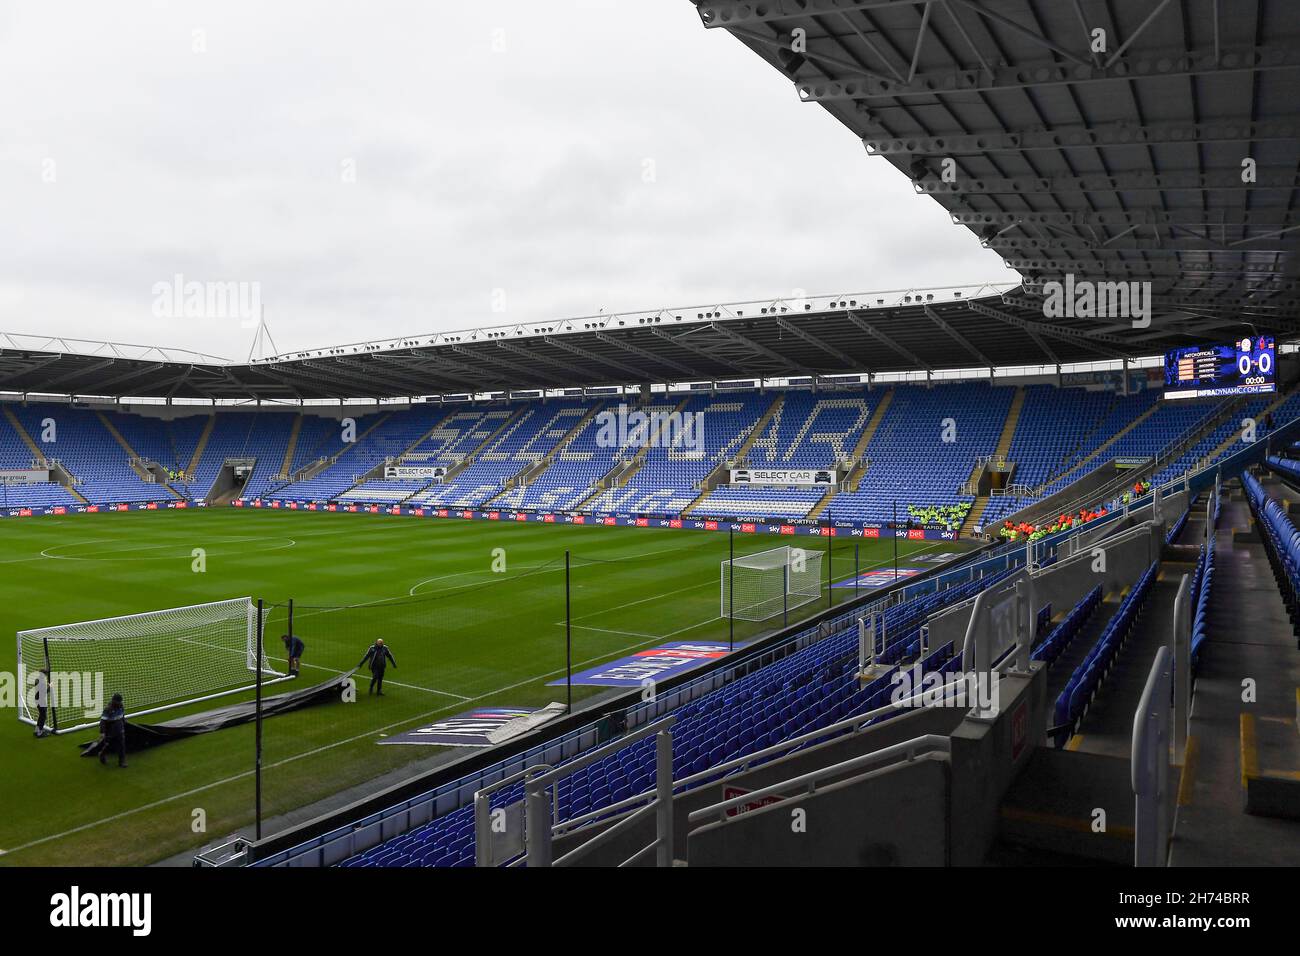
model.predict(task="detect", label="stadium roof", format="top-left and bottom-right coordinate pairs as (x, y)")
top-left (693, 0), bottom-right (1300, 324)
top-left (3, 0), bottom-right (1297, 402)
top-left (0, 278), bottom-right (1281, 400)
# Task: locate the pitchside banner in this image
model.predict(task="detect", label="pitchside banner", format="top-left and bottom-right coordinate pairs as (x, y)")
top-left (0, 496), bottom-right (957, 540)
top-left (229, 499), bottom-right (961, 540)
top-left (831, 567), bottom-right (924, 589)
top-left (729, 468), bottom-right (836, 487)
top-left (0, 499), bottom-right (205, 519)
top-left (551, 642), bottom-right (732, 687)
top-left (380, 707), bottom-right (538, 747)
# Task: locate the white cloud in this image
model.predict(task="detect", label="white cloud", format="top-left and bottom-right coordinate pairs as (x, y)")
top-left (0, 0), bottom-right (1005, 359)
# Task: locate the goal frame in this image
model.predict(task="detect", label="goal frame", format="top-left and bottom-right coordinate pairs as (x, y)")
top-left (16, 596), bottom-right (290, 734)
top-left (720, 545), bottom-right (823, 622)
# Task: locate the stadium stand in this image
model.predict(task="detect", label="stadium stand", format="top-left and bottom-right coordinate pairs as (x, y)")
top-left (3, 382), bottom-right (1292, 522)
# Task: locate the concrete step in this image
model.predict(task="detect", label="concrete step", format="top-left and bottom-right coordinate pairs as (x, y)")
top-left (996, 746), bottom-right (1136, 865)
top-left (1071, 575), bottom-right (1182, 760)
top-left (1241, 711), bottom-right (1300, 820)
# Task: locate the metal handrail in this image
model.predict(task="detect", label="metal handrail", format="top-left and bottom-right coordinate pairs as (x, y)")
top-left (688, 734), bottom-right (951, 826)
top-left (472, 764), bottom-right (557, 867)
top-left (525, 717), bottom-right (676, 867)
top-left (552, 671), bottom-right (975, 837)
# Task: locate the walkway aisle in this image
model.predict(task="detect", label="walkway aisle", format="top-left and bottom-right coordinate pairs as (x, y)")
top-left (1169, 487), bottom-right (1300, 866)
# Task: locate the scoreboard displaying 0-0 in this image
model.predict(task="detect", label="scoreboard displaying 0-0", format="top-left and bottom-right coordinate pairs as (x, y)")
top-left (1164, 336), bottom-right (1276, 400)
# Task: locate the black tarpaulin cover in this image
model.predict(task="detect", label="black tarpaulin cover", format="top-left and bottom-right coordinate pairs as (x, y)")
top-left (80, 668), bottom-right (359, 756)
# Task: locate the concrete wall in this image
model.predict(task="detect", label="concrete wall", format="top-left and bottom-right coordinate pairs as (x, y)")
top-left (947, 669), bottom-right (1044, 865)
top-left (687, 755), bottom-right (950, 866)
top-left (671, 666), bottom-right (1045, 867)
top-left (551, 702), bottom-right (965, 866)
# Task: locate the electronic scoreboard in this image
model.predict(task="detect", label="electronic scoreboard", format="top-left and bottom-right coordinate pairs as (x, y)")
top-left (1163, 336), bottom-right (1276, 400)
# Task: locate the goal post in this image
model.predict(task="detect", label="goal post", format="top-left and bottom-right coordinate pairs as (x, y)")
top-left (721, 545), bottom-right (824, 622)
top-left (16, 597), bottom-right (287, 734)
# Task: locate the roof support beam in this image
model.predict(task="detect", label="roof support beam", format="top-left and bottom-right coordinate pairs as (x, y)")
top-left (496, 341), bottom-right (593, 382)
top-left (846, 312), bottom-right (931, 371)
top-left (542, 336), bottom-right (649, 382)
top-left (447, 346), bottom-right (539, 388)
top-left (593, 332), bottom-right (696, 377)
top-left (919, 170), bottom-right (1297, 197)
top-left (952, 209), bottom-right (1300, 229)
top-left (795, 44), bottom-right (1300, 102)
top-left (708, 323), bottom-right (812, 374)
top-left (776, 318), bottom-right (864, 370)
top-left (648, 327), bottom-right (748, 374)
top-left (922, 304), bottom-right (995, 367)
top-left (864, 120), bottom-right (1300, 156)
top-left (966, 300), bottom-right (1128, 358)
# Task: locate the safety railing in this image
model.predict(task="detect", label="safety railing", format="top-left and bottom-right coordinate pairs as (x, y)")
top-left (552, 669), bottom-right (982, 843)
top-left (472, 764), bottom-right (557, 867)
top-left (520, 717), bottom-right (676, 868)
top-left (1131, 645), bottom-right (1172, 867)
top-left (688, 734), bottom-right (951, 828)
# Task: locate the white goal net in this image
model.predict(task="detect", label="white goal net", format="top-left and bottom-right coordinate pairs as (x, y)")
top-left (721, 545), bottom-right (824, 622)
top-left (16, 597), bottom-right (286, 734)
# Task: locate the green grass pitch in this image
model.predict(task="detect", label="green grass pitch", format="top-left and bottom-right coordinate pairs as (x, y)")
top-left (0, 508), bottom-right (965, 865)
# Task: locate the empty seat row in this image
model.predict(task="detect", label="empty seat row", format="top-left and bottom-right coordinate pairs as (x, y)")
top-left (1032, 584), bottom-right (1102, 668)
top-left (1050, 562), bottom-right (1158, 747)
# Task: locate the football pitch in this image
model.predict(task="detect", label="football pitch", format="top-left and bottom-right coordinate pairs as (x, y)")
top-left (0, 508), bottom-right (965, 865)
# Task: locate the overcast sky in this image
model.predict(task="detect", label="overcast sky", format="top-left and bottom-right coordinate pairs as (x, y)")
top-left (0, 0), bottom-right (1006, 360)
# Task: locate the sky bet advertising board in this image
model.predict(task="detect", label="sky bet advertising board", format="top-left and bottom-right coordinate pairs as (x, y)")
top-left (1164, 335), bottom-right (1276, 400)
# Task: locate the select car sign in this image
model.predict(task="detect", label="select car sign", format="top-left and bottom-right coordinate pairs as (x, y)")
top-left (383, 465), bottom-right (447, 480)
top-left (729, 468), bottom-right (836, 487)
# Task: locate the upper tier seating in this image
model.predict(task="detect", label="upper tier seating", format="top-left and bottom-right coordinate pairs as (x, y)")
top-left (826, 382), bottom-right (1014, 524)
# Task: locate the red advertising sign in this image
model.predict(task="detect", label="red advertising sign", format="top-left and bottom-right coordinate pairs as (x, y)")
top-left (721, 785), bottom-right (784, 818)
top-left (1011, 700), bottom-right (1028, 760)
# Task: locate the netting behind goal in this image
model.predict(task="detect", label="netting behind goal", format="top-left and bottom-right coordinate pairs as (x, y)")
top-left (16, 597), bottom-right (286, 733)
top-left (720, 546), bottom-right (824, 621)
